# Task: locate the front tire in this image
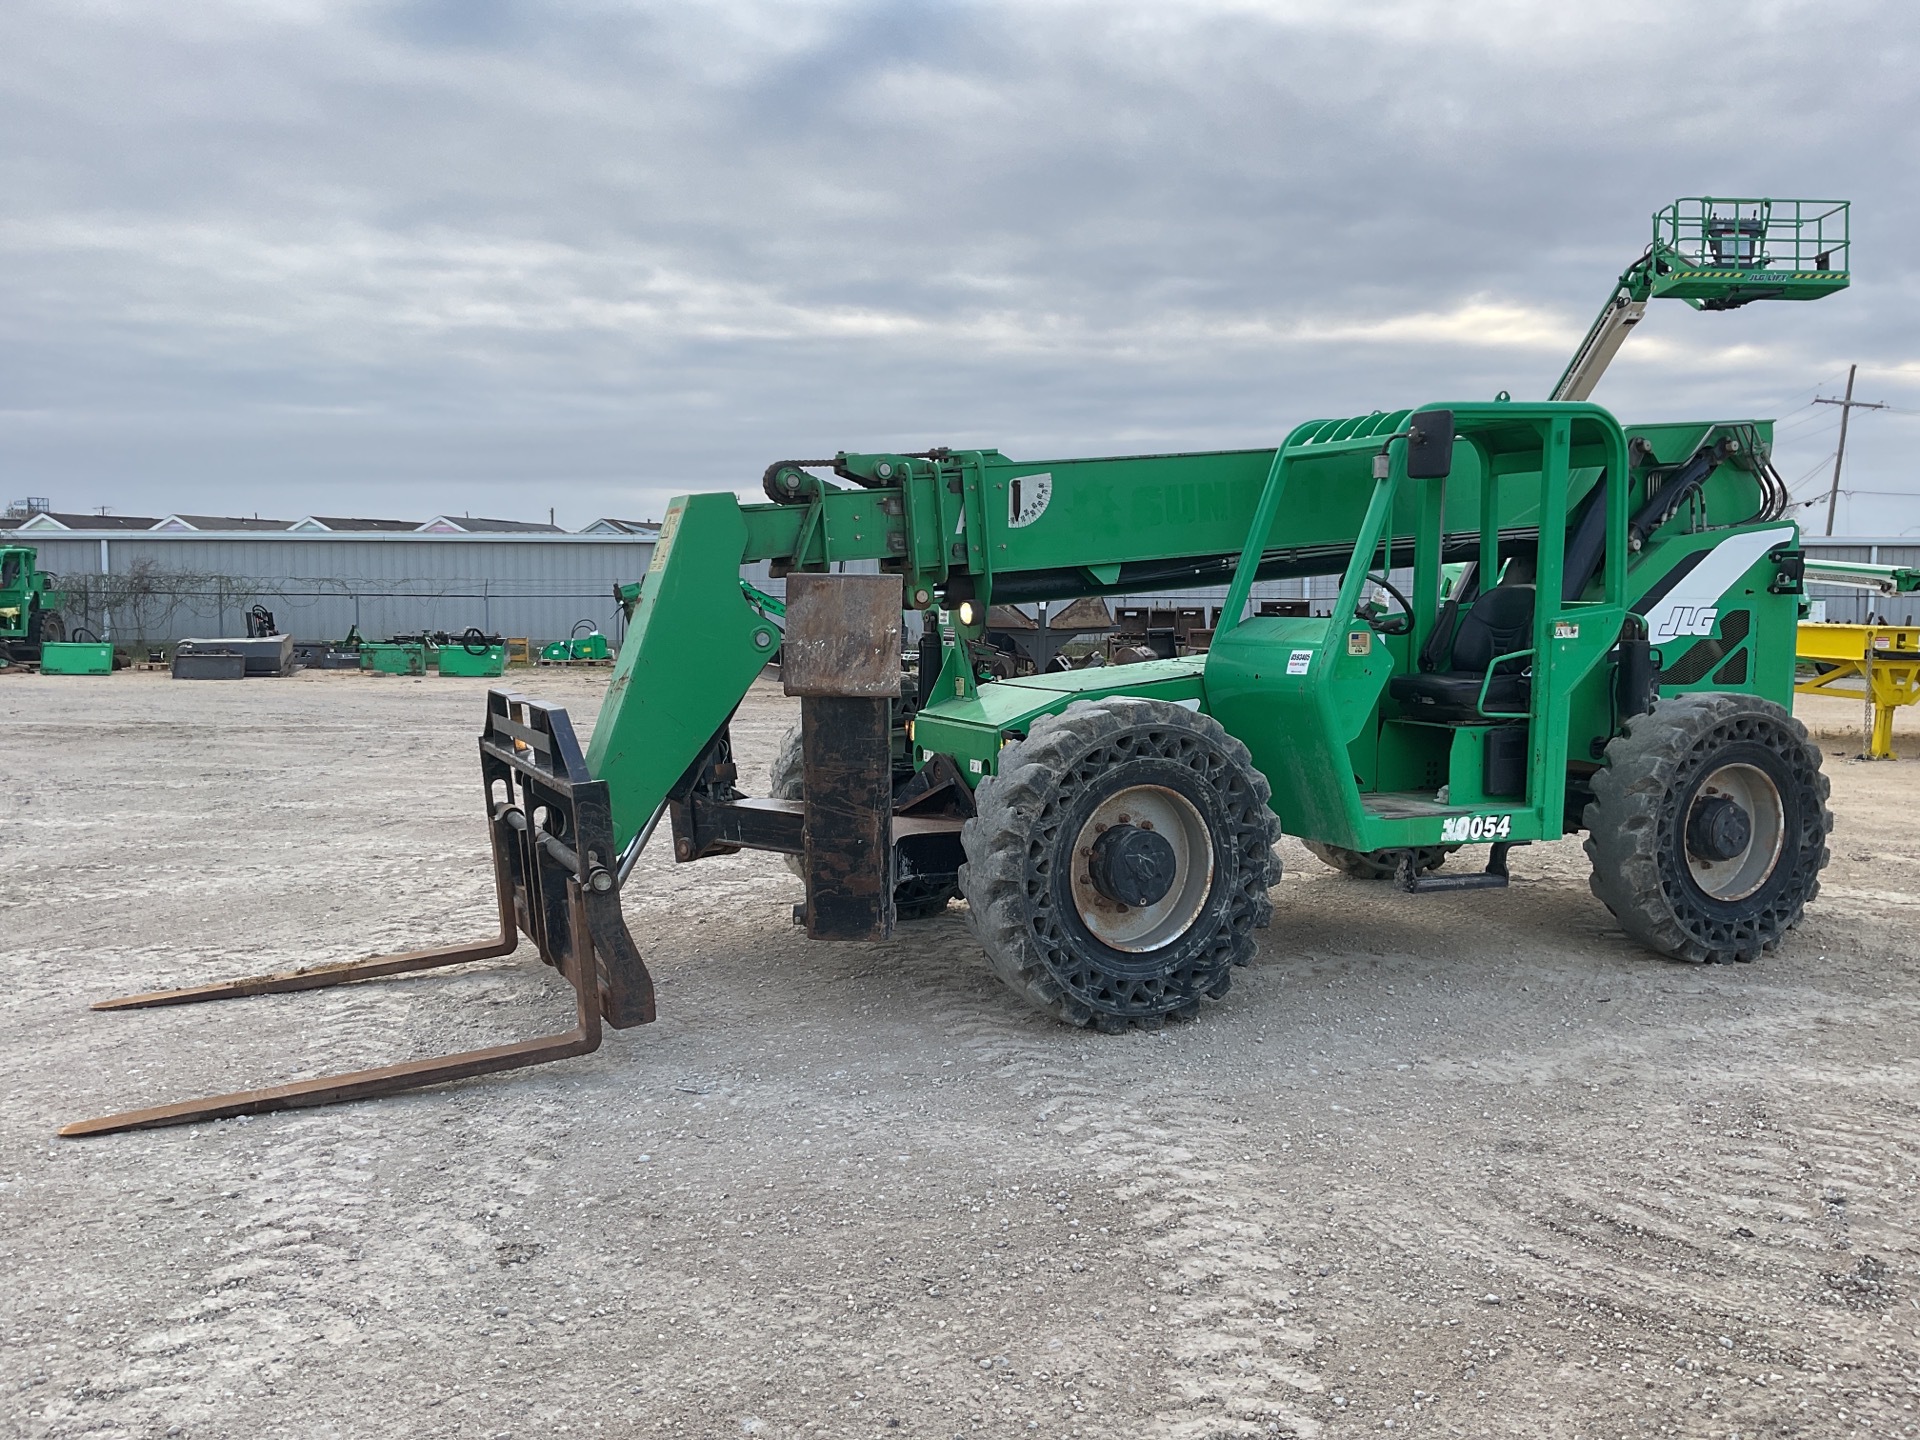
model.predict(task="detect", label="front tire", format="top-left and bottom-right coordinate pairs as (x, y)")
top-left (959, 697), bottom-right (1280, 1031)
top-left (1584, 693), bottom-right (1830, 965)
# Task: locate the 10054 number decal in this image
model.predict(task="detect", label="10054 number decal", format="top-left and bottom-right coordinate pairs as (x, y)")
top-left (1441, 814), bottom-right (1512, 843)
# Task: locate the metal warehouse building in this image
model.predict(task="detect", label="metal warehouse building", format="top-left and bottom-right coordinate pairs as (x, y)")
top-left (7, 519), bottom-right (1912, 651)
top-left (5, 527), bottom-right (658, 648)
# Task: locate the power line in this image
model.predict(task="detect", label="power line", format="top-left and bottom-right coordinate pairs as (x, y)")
top-left (1773, 371), bottom-right (1848, 412)
top-left (1786, 451), bottom-right (1839, 491)
top-left (1775, 408), bottom-right (1842, 436)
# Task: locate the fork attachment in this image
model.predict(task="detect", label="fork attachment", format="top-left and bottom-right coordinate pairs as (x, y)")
top-left (60, 689), bottom-right (654, 1137)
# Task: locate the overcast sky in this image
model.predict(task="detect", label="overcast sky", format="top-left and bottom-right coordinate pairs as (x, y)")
top-left (2, 0), bottom-right (1916, 533)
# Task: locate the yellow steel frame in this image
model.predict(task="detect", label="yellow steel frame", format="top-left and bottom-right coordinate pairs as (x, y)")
top-left (1795, 622), bottom-right (1920, 759)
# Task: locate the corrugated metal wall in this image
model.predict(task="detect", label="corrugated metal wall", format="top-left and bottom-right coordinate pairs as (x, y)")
top-left (13, 532), bottom-right (655, 646)
top-left (11, 527), bottom-right (1911, 647)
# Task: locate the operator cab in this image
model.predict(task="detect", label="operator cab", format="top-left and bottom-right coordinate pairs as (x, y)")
top-left (1336, 408), bottom-right (1629, 833)
top-left (1388, 550), bottom-right (1536, 720)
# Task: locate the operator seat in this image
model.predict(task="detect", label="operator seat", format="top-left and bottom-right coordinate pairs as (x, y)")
top-left (1388, 578), bottom-right (1535, 718)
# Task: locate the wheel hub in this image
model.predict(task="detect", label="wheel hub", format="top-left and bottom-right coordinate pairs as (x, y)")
top-left (1686, 795), bottom-right (1752, 862)
top-left (1088, 825), bottom-right (1178, 908)
top-left (1683, 762), bottom-right (1786, 902)
top-left (1069, 783), bottom-right (1215, 953)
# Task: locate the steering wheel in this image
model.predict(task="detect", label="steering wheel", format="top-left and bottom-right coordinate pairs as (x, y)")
top-left (1355, 573), bottom-right (1414, 636)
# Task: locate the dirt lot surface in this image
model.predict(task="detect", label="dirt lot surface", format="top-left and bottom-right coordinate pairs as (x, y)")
top-left (4, 670), bottom-right (1919, 1440)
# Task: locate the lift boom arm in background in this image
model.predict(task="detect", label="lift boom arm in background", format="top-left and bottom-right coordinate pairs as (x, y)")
top-left (1550, 198), bottom-right (1851, 403)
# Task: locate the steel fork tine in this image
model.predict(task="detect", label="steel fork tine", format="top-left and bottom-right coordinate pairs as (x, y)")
top-left (90, 936), bottom-right (518, 1011)
top-left (61, 889), bottom-right (600, 1138)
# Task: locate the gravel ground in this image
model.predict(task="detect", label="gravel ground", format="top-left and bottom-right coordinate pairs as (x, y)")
top-left (3, 669), bottom-right (1918, 1440)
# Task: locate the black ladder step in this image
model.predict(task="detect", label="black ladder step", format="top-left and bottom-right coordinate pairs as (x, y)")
top-left (1397, 842), bottom-right (1522, 893)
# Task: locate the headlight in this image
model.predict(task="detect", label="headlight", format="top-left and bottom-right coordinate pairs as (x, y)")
top-left (958, 601), bottom-right (976, 627)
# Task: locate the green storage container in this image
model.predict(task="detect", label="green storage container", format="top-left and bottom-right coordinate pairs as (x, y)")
top-left (40, 642), bottom-right (114, 675)
top-left (437, 644), bottom-right (506, 678)
top-left (361, 642), bottom-right (428, 676)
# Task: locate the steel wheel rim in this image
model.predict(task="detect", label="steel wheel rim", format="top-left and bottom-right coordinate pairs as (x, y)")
top-left (1685, 762), bottom-right (1785, 902)
top-left (1069, 784), bottom-right (1213, 952)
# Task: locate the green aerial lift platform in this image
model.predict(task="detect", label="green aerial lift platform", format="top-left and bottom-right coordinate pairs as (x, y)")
top-left (64, 199), bottom-right (1853, 1136)
top-left (1553, 198), bottom-right (1849, 402)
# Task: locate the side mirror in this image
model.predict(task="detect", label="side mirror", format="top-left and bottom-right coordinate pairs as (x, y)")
top-left (1405, 409), bottom-right (1454, 479)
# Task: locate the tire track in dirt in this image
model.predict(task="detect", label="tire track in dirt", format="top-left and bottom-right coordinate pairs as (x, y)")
top-left (36, 1120), bottom-right (383, 1437)
top-left (27, 957), bottom-right (580, 1439)
top-left (38, 1089), bottom-right (570, 1440)
top-left (905, 944), bottom-right (1327, 1439)
top-left (1315, 1084), bottom-right (1920, 1435)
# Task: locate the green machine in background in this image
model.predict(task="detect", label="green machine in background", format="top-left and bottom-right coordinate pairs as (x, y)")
top-left (65, 198), bottom-right (1859, 1136)
top-left (540, 621), bottom-right (611, 663)
top-left (39, 640), bottom-right (114, 676)
top-left (360, 640), bottom-right (430, 676)
top-left (436, 628), bottom-right (508, 677)
top-left (437, 640), bottom-right (508, 678)
top-left (358, 629), bottom-right (507, 677)
top-left (0, 545), bottom-right (67, 666)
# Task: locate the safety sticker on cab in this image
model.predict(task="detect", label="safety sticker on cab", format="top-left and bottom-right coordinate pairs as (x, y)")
top-left (1440, 813), bottom-right (1513, 843)
top-left (1286, 649), bottom-right (1313, 676)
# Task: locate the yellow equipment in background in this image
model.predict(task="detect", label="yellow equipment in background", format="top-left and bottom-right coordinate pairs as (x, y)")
top-left (1795, 622), bottom-right (1920, 759)
top-left (1793, 558), bottom-right (1920, 758)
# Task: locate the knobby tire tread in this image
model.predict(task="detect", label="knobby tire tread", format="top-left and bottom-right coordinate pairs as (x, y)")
top-left (1582, 692), bottom-right (1830, 965)
top-left (958, 697), bottom-right (1280, 1031)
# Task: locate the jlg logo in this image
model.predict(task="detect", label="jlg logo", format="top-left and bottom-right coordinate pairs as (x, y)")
top-left (1652, 605), bottom-right (1717, 642)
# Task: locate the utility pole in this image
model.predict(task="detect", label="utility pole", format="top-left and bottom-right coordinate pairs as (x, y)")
top-left (1816, 365), bottom-right (1889, 536)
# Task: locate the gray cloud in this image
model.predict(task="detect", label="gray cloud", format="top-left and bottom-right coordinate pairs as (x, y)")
top-left (2, 0), bottom-right (1915, 531)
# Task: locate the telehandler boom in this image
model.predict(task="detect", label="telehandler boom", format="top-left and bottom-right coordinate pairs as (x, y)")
top-left (64, 201), bottom-right (1849, 1135)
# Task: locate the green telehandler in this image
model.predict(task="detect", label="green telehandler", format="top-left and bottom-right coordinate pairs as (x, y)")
top-left (65, 198), bottom-right (1850, 1135)
top-left (0, 544), bottom-right (68, 667)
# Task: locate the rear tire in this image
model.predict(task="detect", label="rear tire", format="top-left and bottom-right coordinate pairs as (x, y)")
top-left (1584, 693), bottom-right (1830, 964)
top-left (958, 697), bottom-right (1279, 1031)
top-left (769, 722), bottom-right (959, 919)
top-left (1304, 840), bottom-right (1450, 880)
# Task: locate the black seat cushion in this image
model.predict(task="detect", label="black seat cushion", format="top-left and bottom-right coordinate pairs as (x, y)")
top-left (1389, 669), bottom-right (1529, 713)
top-left (1387, 583), bottom-right (1536, 718)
